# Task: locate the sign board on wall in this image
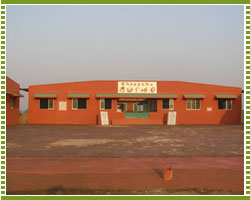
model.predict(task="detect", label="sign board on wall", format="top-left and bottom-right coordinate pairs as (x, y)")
top-left (59, 101), bottom-right (67, 111)
top-left (100, 111), bottom-right (109, 125)
top-left (207, 107), bottom-right (212, 112)
top-left (118, 81), bottom-right (157, 94)
top-left (167, 111), bottom-right (177, 125)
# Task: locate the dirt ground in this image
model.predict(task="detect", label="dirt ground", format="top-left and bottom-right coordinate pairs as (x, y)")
top-left (7, 188), bottom-right (244, 195)
top-left (6, 124), bottom-right (244, 195)
top-left (7, 157), bottom-right (244, 194)
top-left (7, 124), bottom-right (243, 157)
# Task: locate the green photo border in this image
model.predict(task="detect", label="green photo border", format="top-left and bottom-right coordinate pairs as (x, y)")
top-left (0, 2), bottom-right (247, 200)
top-left (0, 4), bottom-right (6, 198)
top-left (1, 0), bottom-right (250, 4)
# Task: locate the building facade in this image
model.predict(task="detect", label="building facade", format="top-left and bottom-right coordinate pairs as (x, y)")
top-left (6, 76), bottom-right (23, 125)
top-left (28, 80), bottom-right (242, 125)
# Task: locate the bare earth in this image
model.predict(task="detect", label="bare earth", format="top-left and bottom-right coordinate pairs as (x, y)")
top-left (7, 124), bottom-right (243, 157)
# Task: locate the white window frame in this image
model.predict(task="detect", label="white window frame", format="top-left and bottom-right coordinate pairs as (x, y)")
top-left (162, 99), bottom-right (174, 110)
top-left (72, 98), bottom-right (78, 110)
top-left (72, 98), bottom-right (87, 110)
top-left (39, 98), bottom-right (54, 110)
top-left (186, 99), bottom-right (201, 110)
top-left (227, 99), bottom-right (232, 110)
top-left (169, 99), bottom-right (174, 110)
top-left (132, 103), bottom-right (144, 112)
top-left (117, 103), bottom-right (127, 112)
top-left (133, 103), bottom-right (137, 112)
top-left (123, 103), bottom-right (127, 112)
top-left (100, 98), bottom-right (105, 110)
top-left (48, 99), bottom-right (54, 110)
top-left (218, 99), bottom-right (232, 110)
top-left (10, 97), bottom-right (15, 109)
top-left (100, 98), bottom-right (112, 110)
top-left (72, 98), bottom-right (88, 110)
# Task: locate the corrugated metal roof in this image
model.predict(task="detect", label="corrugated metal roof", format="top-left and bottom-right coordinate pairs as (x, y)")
top-left (68, 94), bottom-right (90, 98)
top-left (183, 94), bottom-right (205, 98)
top-left (215, 95), bottom-right (237, 99)
top-left (34, 94), bottom-right (57, 98)
top-left (6, 90), bottom-right (24, 97)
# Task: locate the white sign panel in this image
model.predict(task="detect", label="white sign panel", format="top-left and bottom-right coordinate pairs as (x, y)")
top-left (100, 111), bottom-right (109, 125)
top-left (167, 111), bottom-right (177, 125)
top-left (59, 101), bottom-right (67, 111)
top-left (118, 81), bottom-right (157, 94)
top-left (207, 107), bottom-right (212, 112)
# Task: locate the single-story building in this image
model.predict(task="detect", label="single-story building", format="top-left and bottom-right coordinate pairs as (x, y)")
top-left (28, 80), bottom-right (242, 125)
top-left (6, 76), bottom-right (23, 125)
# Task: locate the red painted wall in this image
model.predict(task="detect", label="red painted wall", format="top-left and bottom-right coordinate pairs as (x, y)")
top-left (6, 77), bottom-right (21, 125)
top-left (28, 80), bottom-right (242, 125)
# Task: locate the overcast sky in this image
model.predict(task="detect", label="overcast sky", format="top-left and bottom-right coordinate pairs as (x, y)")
top-left (6, 5), bottom-right (244, 111)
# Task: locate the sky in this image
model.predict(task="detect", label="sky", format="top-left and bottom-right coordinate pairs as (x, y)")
top-left (6, 5), bottom-right (244, 111)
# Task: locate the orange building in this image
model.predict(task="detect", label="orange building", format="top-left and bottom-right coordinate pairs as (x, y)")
top-left (28, 80), bottom-right (242, 125)
top-left (6, 76), bottom-right (23, 125)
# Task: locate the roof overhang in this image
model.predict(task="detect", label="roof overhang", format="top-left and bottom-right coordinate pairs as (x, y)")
top-left (215, 95), bottom-right (237, 99)
top-left (184, 94), bottom-right (205, 99)
top-left (20, 88), bottom-right (29, 92)
top-left (118, 98), bottom-right (145, 101)
top-left (96, 94), bottom-right (178, 99)
top-left (34, 94), bottom-right (57, 98)
top-left (6, 90), bottom-right (24, 97)
top-left (68, 94), bottom-right (90, 98)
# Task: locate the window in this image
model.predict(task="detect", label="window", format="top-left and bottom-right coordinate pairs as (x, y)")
top-left (218, 99), bottom-right (232, 110)
top-left (72, 98), bottom-right (87, 110)
top-left (117, 103), bottom-right (127, 112)
top-left (39, 98), bottom-right (54, 109)
top-left (10, 97), bottom-right (16, 109)
top-left (162, 99), bottom-right (174, 110)
top-left (100, 98), bottom-right (112, 110)
top-left (186, 99), bottom-right (200, 110)
top-left (133, 103), bottom-right (144, 112)
top-left (132, 99), bottom-right (157, 112)
top-left (147, 99), bottom-right (157, 112)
